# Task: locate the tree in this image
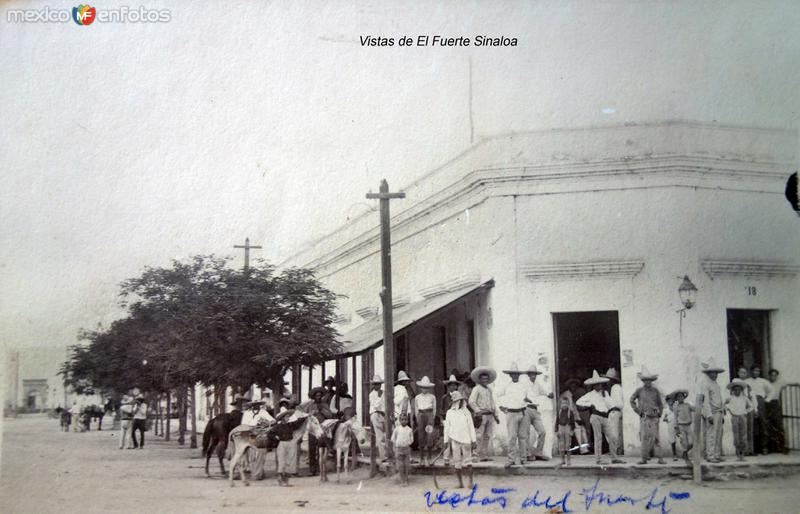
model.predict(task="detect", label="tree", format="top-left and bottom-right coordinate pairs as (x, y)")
top-left (62, 255), bottom-right (341, 420)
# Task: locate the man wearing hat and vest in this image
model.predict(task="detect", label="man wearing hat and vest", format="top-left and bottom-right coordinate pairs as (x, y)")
top-left (414, 376), bottom-right (437, 465)
top-left (629, 366), bottom-right (666, 465)
top-left (299, 386), bottom-right (333, 475)
top-left (496, 362), bottom-right (530, 466)
top-left (576, 370), bottom-right (623, 465)
top-left (368, 375), bottom-right (389, 462)
top-left (525, 364), bottom-right (553, 461)
top-left (468, 365), bottom-right (500, 461)
top-left (698, 358), bottom-right (725, 462)
top-left (603, 368), bottom-right (624, 457)
top-left (241, 399), bottom-right (275, 480)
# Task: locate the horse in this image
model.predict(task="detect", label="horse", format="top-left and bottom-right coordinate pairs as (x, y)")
top-left (202, 410), bottom-right (244, 476)
top-left (318, 416), bottom-right (367, 484)
top-left (227, 413), bottom-right (325, 487)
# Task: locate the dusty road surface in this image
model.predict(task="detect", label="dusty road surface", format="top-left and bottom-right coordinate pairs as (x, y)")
top-left (2, 414), bottom-right (800, 513)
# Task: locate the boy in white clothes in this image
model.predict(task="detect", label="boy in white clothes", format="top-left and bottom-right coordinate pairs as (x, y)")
top-left (392, 413), bottom-right (413, 486)
top-left (444, 391), bottom-right (476, 489)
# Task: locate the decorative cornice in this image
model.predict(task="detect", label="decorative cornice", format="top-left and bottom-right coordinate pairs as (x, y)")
top-left (333, 314), bottom-right (352, 325)
top-left (701, 260), bottom-right (800, 279)
top-left (420, 273), bottom-right (482, 299)
top-left (355, 306), bottom-right (379, 320)
top-left (391, 296), bottom-right (410, 309)
top-left (521, 260), bottom-right (645, 281)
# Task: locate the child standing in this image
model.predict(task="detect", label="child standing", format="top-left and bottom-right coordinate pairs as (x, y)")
top-left (555, 394), bottom-right (578, 466)
top-left (725, 379), bottom-right (754, 461)
top-left (392, 413), bottom-right (413, 486)
top-left (444, 391), bottom-right (477, 488)
top-left (670, 389), bottom-right (694, 464)
top-left (663, 394), bottom-right (678, 461)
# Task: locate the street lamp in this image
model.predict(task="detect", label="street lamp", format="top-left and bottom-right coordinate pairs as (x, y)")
top-left (678, 275), bottom-right (698, 312)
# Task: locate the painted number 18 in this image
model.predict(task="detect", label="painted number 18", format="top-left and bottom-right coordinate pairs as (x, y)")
top-left (746, 286), bottom-right (757, 296)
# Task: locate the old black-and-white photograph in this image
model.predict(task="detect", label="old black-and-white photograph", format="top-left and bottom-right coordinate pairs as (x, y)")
top-left (2, 1), bottom-right (799, 513)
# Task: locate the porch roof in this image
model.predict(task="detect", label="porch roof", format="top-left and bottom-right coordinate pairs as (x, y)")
top-left (335, 279), bottom-right (494, 357)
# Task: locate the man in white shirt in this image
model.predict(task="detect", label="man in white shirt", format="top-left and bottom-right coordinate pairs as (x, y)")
top-left (496, 362), bottom-right (530, 466)
top-left (525, 364), bottom-right (553, 461)
top-left (746, 366), bottom-right (773, 455)
top-left (576, 370), bottom-right (622, 465)
top-left (603, 368), bottom-right (625, 458)
top-left (368, 375), bottom-right (388, 462)
top-left (241, 400), bottom-right (274, 480)
top-left (118, 396), bottom-right (134, 449)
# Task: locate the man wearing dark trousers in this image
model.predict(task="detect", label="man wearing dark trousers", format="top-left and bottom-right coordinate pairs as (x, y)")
top-left (131, 395), bottom-right (148, 449)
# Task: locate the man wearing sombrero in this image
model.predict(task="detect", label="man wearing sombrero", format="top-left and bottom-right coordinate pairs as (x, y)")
top-left (394, 370), bottom-right (413, 423)
top-left (468, 365), bottom-right (500, 461)
top-left (698, 357), bottom-right (725, 462)
top-left (525, 364), bottom-right (553, 461)
top-left (576, 370), bottom-right (622, 465)
top-left (368, 375), bottom-right (389, 463)
top-left (725, 378), bottom-right (754, 461)
top-left (299, 386), bottom-right (334, 475)
top-left (602, 368), bottom-right (624, 458)
top-left (241, 399), bottom-right (275, 480)
top-left (629, 366), bottom-right (666, 465)
top-left (496, 362), bottom-right (530, 466)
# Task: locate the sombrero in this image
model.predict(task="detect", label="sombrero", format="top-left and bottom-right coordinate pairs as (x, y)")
top-left (246, 399), bottom-right (265, 407)
top-left (443, 374), bottom-right (462, 386)
top-left (526, 364), bottom-right (543, 375)
top-left (584, 370), bottom-right (609, 386)
top-left (503, 362), bottom-right (523, 375)
top-left (416, 376), bottom-right (435, 388)
top-left (395, 370), bottom-right (412, 384)
top-left (602, 368), bottom-right (620, 382)
top-left (727, 378), bottom-right (748, 391)
top-left (701, 358), bottom-right (725, 374)
top-left (308, 386), bottom-right (327, 399)
top-left (470, 366), bottom-right (497, 384)
top-left (670, 388), bottom-right (689, 399)
top-left (450, 391), bottom-right (465, 402)
top-left (636, 365), bottom-right (658, 381)
top-left (564, 378), bottom-right (582, 389)
top-left (370, 375), bottom-right (384, 384)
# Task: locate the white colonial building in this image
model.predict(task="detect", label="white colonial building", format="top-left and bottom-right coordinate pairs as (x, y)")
top-left (280, 120), bottom-right (800, 456)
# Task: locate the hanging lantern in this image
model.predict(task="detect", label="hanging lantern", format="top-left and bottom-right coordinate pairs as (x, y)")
top-left (678, 276), bottom-right (698, 310)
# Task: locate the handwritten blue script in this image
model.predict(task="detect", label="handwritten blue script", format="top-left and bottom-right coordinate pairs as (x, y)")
top-left (423, 480), bottom-right (691, 513)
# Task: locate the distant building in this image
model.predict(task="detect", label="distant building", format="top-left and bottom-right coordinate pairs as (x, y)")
top-left (280, 120), bottom-right (800, 455)
top-left (4, 346), bottom-right (70, 413)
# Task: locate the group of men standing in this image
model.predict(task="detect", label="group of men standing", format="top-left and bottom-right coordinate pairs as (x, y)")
top-left (366, 359), bottom-right (796, 468)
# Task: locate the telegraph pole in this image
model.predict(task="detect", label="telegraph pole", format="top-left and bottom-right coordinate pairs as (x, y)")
top-left (366, 180), bottom-right (405, 446)
top-left (233, 237), bottom-right (262, 272)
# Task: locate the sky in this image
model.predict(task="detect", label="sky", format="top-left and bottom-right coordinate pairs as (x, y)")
top-left (1, 0), bottom-right (799, 350)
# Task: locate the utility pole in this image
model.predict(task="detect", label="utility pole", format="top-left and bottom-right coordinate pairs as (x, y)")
top-left (234, 237), bottom-right (262, 272)
top-left (366, 179), bottom-right (405, 447)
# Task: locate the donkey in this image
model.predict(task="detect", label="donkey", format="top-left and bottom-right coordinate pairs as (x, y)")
top-left (318, 416), bottom-right (367, 484)
top-left (228, 412), bottom-right (325, 487)
top-left (202, 410), bottom-right (244, 476)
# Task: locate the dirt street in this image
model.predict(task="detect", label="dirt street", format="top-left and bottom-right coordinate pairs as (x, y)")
top-left (1, 414), bottom-right (799, 513)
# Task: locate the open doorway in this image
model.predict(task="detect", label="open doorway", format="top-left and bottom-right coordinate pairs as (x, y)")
top-left (553, 311), bottom-right (622, 454)
top-left (553, 311), bottom-right (622, 395)
top-left (726, 309), bottom-right (771, 376)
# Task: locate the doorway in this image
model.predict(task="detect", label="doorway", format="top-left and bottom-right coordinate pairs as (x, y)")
top-left (553, 311), bottom-right (622, 396)
top-left (726, 309), bottom-right (771, 376)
